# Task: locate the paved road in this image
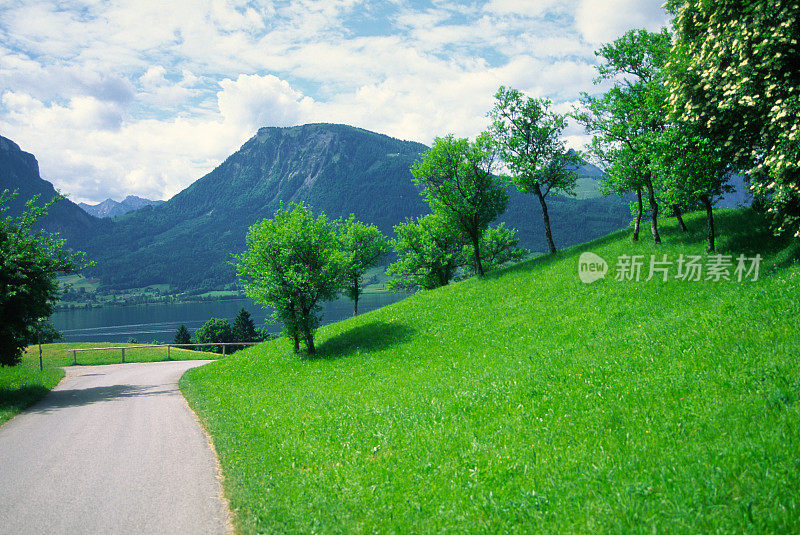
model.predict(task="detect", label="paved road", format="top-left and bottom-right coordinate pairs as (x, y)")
top-left (0, 361), bottom-right (231, 534)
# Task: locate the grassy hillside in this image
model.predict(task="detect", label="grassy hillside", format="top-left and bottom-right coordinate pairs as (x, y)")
top-left (0, 343), bottom-right (213, 426)
top-left (181, 208), bottom-right (800, 533)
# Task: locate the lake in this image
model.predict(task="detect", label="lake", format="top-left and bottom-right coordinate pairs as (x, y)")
top-left (51, 292), bottom-right (409, 343)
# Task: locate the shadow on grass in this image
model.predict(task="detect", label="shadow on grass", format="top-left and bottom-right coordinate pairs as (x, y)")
top-left (0, 385), bottom-right (51, 417)
top-left (313, 321), bottom-right (416, 360)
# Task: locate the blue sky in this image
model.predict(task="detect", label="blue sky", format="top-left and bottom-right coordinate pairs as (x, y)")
top-left (0, 0), bottom-right (668, 203)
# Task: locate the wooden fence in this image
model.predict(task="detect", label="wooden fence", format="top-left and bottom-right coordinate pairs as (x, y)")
top-left (68, 342), bottom-right (260, 365)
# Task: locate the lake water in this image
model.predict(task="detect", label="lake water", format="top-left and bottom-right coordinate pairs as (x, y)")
top-left (51, 292), bottom-right (409, 343)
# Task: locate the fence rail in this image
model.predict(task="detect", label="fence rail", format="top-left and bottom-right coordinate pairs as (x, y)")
top-left (68, 342), bottom-right (260, 365)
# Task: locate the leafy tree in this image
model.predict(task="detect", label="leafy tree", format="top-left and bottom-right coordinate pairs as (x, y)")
top-left (460, 223), bottom-right (528, 276)
top-left (236, 203), bottom-right (343, 354)
top-left (387, 214), bottom-right (463, 291)
top-left (574, 29), bottom-right (672, 243)
top-left (25, 320), bottom-right (63, 345)
top-left (194, 318), bottom-right (234, 353)
top-left (666, 0), bottom-right (800, 237)
top-left (411, 133), bottom-right (508, 276)
top-left (489, 86), bottom-right (582, 254)
top-left (173, 324), bottom-right (191, 345)
top-left (232, 308), bottom-right (258, 342)
top-left (338, 215), bottom-right (389, 316)
top-left (652, 125), bottom-right (735, 252)
top-left (127, 337), bottom-right (139, 344)
top-left (0, 191), bottom-right (88, 366)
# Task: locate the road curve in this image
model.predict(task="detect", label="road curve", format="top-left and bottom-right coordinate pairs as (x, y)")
top-left (0, 360), bottom-right (231, 535)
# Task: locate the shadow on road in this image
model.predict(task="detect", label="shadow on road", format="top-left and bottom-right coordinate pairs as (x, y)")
top-left (30, 384), bottom-right (176, 413)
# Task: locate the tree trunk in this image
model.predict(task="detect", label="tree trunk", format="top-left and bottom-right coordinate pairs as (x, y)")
top-left (292, 332), bottom-right (300, 353)
top-left (700, 194), bottom-right (715, 252)
top-left (673, 205), bottom-right (688, 231)
top-left (472, 233), bottom-right (485, 277)
top-left (534, 186), bottom-right (557, 254)
top-left (644, 172), bottom-right (661, 244)
top-left (633, 188), bottom-right (643, 242)
top-left (353, 292), bottom-right (359, 317)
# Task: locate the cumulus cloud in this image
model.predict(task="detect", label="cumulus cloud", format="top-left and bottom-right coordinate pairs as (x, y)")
top-left (575, 0), bottom-right (668, 44)
top-left (0, 0), bottom-right (671, 203)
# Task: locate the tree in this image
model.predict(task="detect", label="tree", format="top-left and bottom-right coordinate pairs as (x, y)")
top-left (411, 133), bottom-right (508, 277)
top-left (1, 191), bottom-right (88, 366)
top-left (338, 215), bottom-right (389, 316)
top-left (173, 324), bottom-right (191, 345)
top-left (666, 0), bottom-right (800, 237)
top-left (460, 223), bottom-right (528, 276)
top-left (652, 125), bottom-right (734, 252)
top-left (194, 318), bottom-right (234, 353)
top-left (387, 214), bottom-right (463, 291)
top-left (489, 86), bottom-right (582, 254)
top-left (232, 308), bottom-right (258, 342)
top-left (574, 29), bottom-right (672, 244)
top-left (236, 203), bottom-right (343, 354)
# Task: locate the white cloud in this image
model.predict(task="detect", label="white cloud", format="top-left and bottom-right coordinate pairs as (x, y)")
top-left (575, 0), bottom-right (668, 44)
top-left (0, 0), bottom-right (647, 203)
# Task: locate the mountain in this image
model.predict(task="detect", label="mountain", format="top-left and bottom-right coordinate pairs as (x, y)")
top-left (79, 195), bottom-right (165, 218)
top-left (0, 135), bottom-right (104, 240)
top-left (70, 124), bottom-right (629, 291)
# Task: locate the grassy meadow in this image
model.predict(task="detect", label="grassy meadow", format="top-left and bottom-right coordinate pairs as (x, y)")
top-left (0, 342), bottom-right (212, 426)
top-left (181, 209), bottom-right (800, 533)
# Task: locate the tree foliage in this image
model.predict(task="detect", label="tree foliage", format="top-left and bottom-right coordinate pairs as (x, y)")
top-left (666, 0), bottom-right (800, 237)
top-left (387, 214), bottom-right (464, 291)
top-left (0, 191), bottom-right (88, 366)
top-left (338, 215), bottom-right (389, 316)
top-left (235, 203), bottom-right (343, 354)
top-left (411, 134), bottom-right (508, 276)
top-left (460, 223), bottom-right (528, 276)
top-left (173, 324), bottom-right (191, 345)
top-left (232, 308), bottom-right (258, 343)
top-left (489, 86), bottom-right (582, 253)
top-left (194, 318), bottom-right (234, 353)
top-left (574, 29), bottom-right (672, 243)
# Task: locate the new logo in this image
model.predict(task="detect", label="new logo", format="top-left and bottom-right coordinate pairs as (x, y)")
top-left (578, 252), bottom-right (608, 284)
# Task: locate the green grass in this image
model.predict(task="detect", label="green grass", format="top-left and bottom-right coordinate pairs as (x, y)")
top-left (0, 342), bottom-right (213, 427)
top-left (181, 208), bottom-right (800, 533)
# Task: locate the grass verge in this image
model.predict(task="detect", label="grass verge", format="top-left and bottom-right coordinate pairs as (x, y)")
top-left (176, 208), bottom-right (795, 532)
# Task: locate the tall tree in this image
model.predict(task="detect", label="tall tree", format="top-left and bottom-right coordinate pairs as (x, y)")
top-left (489, 86), bottom-right (582, 254)
top-left (666, 0), bottom-right (800, 238)
top-left (387, 214), bottom-right (463, 291)
top-left (1, 192), bottom-right (89, 366)
top-left (173, 324), bottom-right (191, 345)
top-left (338, 216), bottom-right (389, 316)
top-left (236, 203), bottom-right (343, 355)
top-left (411, 133), bottom-right (508, 277)
top-left (574, 29), bottom-right (672, 244)
top-left (232, 308), bottom-right (258, 342)
top-left (652, 125), bottom-right (734, 252)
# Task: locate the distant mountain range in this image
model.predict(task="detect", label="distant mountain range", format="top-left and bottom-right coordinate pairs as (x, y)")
top-left (0, 135), bottom-right (104, 240)
top-left (1, 125), bottom-right (633, 292)
top-left (79, 196), bottom-right (164, 218)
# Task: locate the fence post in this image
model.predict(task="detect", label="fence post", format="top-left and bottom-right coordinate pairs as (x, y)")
top-left (72, 350), bottom-right (77, 365)
top-left (167, 345), bottom-right (171, 360)
top-left (121, 347), bottom-right (125, 363)
top-left (222, 344), bottom-right (226, 357)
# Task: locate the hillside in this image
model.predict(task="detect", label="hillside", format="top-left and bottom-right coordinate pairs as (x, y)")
top-left (78, 195), bottom-right (164, 218)
top-left (0, 135), bottom-right (104, 240)
top-left (181, 209), bottom-right (799, 533)
top-left (73, 124), bottom-right (630, 291)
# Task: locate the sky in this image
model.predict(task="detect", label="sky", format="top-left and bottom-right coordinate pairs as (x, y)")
top-left (0, 0), bottom-right (668, 204)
